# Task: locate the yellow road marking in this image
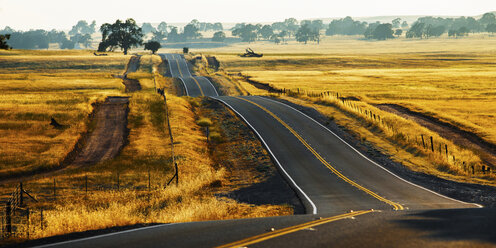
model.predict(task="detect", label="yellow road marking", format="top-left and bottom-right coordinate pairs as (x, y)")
top-left (191, 77), bottom-right (205, 96)
top-left (216, 210), bottom-right (373, 248)
top-left (175, 59), bottom-right (184, 77)
top-left (234, 97), bottom-right (403, 211)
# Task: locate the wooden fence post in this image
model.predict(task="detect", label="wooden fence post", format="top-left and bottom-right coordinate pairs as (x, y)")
top-left (430, 136), bottom-right (434, 152)
top-left (175, 162), bottom-right (179, 186)
top-left (421, 135), bottom-right (426, 149)
top-left (445, 144), bottom-right (449, 159)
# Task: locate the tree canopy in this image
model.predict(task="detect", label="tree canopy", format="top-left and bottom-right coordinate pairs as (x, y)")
top-left (98, 18), bottom-right (143, 55)
top-left (0, 34), bottom-right (11, 50)
top-left (212, 31), bottom-right (226, 42)
top-left (365, 23), bottom-right (394, 40)
top-left (141, 23), bottom-right (156, 34)
top-left (295, 24), bottom-right (319, 44)
top-left (144, 41), bottom-right (161, 54)
top-left (326, 17), bottom-right (367, 36)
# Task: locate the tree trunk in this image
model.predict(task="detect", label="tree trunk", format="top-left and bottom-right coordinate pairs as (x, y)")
top-left (123, 47), bottom-right (128, 55)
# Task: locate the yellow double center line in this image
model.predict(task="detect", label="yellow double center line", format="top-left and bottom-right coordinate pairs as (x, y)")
top-left (191, 77), bottom-right (205, 96)
top-left (175, 59), bottom-right (204, 96)
top-left (235, 97), bottom-right (403, 211)
top-left (217, 210), bottom-right (373, 248)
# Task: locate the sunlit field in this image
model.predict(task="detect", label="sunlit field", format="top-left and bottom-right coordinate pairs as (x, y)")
top-left (201, 36), bottom-right (496, 184)
top-left (0, 50), bottom-right (127, 178)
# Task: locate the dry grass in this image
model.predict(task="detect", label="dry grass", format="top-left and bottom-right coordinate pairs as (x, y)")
top-left (0, 50), bottom-right (127, 178)
top-left (201, 36), bottom-right (496, 185)
top-left (0, 51), bottom-right (292, 243)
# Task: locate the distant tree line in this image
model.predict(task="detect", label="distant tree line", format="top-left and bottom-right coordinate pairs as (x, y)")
top-left (0, 20), bottom-right (96, 49)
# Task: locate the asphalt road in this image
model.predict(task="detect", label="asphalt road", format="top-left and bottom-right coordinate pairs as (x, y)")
top-left (160, 53), bottom-right (219, 97)
top-left (29, 55), bottom-right (494, 248)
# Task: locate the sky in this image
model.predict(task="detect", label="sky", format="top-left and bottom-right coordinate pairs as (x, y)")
top-left (1, 0), bottom-right (495, 30)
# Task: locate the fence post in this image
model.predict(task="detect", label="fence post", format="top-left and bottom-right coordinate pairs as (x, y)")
top-left (40, 209), bottom-right (44, 230)
top-left (175, 162), bottom-right (179, 186)
top-left (430, 136), bottom-right (434, 152)
top-left (445, 144), bottom-right (449, 159)
top-left (421, 135), bottom-right (426, 149)
top-left (117, 173), bottom-right (120, 191)
top-left (5, 201), bottom-right (11, 236)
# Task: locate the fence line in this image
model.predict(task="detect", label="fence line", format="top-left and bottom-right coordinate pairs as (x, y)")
top-left (273, 87), bottom-right (493, 176)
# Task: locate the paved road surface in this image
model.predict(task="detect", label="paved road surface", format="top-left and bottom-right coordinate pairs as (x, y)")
top-left (160, 53), bottom-right (218, 97)
top-left (29, 55), bottom-right (494, 248)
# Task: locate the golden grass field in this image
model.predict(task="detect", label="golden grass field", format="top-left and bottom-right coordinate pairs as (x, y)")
top-left (0, 51), bottom-right (291, 242)
top-left (0, 50), bottom-right (127, 179)
top-left (199, 36), bottom-right (496, 185)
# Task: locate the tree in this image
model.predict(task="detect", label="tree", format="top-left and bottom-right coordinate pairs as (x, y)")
top-left (487, 23), bottom-right (496, 34)
top-left (7, 30), bottom-right (49, 49)
top-left (0, 34), bottom-right (11, 50)
top-left (60, 39), bottom-right (75, 49)
top-left (270, 34), bottom-right (281, 44)
top-left (392, 18), bottom-right (401, 28)
top-left (152, 30), bottom-right (167, 42)
top-left (167, 27), bottom-right (184, 42)
top-left (0, 26), bottom-right (15, 35)
top-left (183, 23), bottom-right (202, 40)
top-left (326, 16), bottom-right (367, 36)
top-left (480, 12), bottom-right (496, 26)
top-left (284, 18), bottom-right (299, 37)
top-left (71, 33), bottom-right (92, 47)
top-left (425, 25), bottom-right (446, 37)
top-left (406, 22), bottom-right (426, 38)
top-left (69, 20), bottom-right (96, 36)
top-left (144, 41), bottom-right (161, 54)
top-left (232, 24), bottom-right (259, 42)
top-left (98, 18), bottom-right (143, 55)
top-left (212, 31), bottom-right (226, 42)
top-left (259, 25), bottom-right (274, 40)
top-left (394, 29), bottom-right (403, 36)
top-left (157, 22), bottom-right (168, 34)
top-left (368, 23), bottom-right (394, 40)
top-left (213, 22), bottom-right (223, 31)
top-left (295, 24), bottom-right (319, 44)
top-left (401, 21), bottom-right (409, 28)
top-left (141, 23), bottom-right (156, 34)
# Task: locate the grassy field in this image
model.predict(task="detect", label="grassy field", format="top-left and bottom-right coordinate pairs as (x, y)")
top-left (200, 36), bottom-right (496, 185)
top-left (0, 51), bottom-right (292, 242)
top-left (0, 50), bottom-right (127, 179)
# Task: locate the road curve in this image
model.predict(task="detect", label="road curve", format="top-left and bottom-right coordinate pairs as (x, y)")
top-left (160, 53), bottom-right (219, 97)
top-left (212, 96), bottom-right (479, 214)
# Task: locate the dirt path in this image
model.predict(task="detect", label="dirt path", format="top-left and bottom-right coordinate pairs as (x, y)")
top-left (0, 97), bottom-right (129, 184)
top-left (376, 104), bottom-right (496, 168)
top-left (116, 55), bottom-right (142, 92)
top-left (70, 97), bottom-right (129, 167)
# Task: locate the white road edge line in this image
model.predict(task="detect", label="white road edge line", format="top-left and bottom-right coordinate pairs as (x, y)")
top-left (177, 77), bottom-right (190, 96)
top-left (199, 76), bottom-right (220, 96)
top-left (257, 96), bottom-right (483, 208)
top-left (162, 54), bottom-right (189, 96)
top-left (211, 96), bottom-right (318, 214)
top-left (34, 224), bottom-right (175, 248)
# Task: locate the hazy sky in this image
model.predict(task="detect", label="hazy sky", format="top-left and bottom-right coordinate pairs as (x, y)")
top-left (1, 0), bottom-right (495, 30)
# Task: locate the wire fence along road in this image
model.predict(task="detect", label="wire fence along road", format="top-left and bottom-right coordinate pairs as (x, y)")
top-left (160, 54), bottom-right (219, 97)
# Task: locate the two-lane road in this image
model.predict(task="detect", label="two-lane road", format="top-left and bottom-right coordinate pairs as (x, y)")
top-left (29, 54), bottom-right (493, 248)
top-left (213, 96), bottom-right (478, 213)
top-left (160, 54), bottom-right (219, 97)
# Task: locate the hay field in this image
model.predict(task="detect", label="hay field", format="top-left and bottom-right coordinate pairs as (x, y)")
top-left (202, 37), bottom-right (496, 184)
top-left (0, 50), bottom-right (127, 178)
